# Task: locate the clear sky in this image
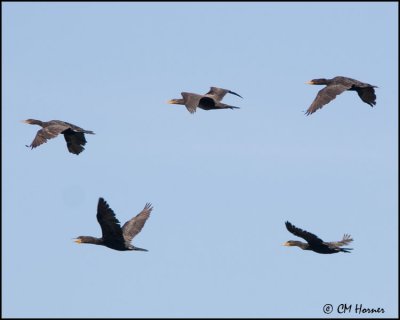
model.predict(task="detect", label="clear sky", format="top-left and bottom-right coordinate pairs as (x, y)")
top-left (3, 2), bottom-right (398, 318)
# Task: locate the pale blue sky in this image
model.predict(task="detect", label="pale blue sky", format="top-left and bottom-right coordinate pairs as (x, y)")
top-left (3, 2), bottom-right (398, 318)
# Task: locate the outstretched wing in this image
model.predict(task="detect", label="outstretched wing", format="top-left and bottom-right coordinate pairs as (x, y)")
top-left (58, 121), bottom-right (94, 134)
top-left (181, 92), bottom-right (202, 113)
top-left (205, 87), bottom-right (242, 101)
top-left (285, 221), bottom-right (324, 245)
top-left (63, 129), bottom-right (87, 155)
top-left (329, 234), bottom-right (353, 247)
top-left (205, 87), bottom-right (230, 101)
top-left (28, 125), bottom-right (66, 149)
top-left (355, 87), bottom-right (377, 107)
top-left (122, 203), bottom-right (153, 243)
top-left (305, 84), bottom-right (350, 115)
top-left (96, 198), bottom-right (125, 245)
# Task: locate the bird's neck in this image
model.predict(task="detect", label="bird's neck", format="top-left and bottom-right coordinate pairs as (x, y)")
top-left (293, 241), bottom-right (310, 250)
top-left (174, 99), bottom-right (185, 105)
top-left (82, 236), bottom-right (103, 245)
top-left (29, 119), bottom-right (44, 126)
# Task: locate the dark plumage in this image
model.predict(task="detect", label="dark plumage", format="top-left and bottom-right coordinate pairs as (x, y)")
top-left (305, 76), bottom-right (377, 115)
top-left (168, 86), bottom-right (243, 113)
top-left (23, 119), bottom-right (94, 155)
top-left (283, 221), bottom-right (353, 254)
top-left (74, 198), bottom-right (153, 251)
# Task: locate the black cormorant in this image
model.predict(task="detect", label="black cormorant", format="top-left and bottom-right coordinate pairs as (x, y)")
top-left (74, 198), bottom-right (153, 251)
top-left (284, 221), bottom-right (353, 254)
top-left (305, 76), bottom-right (377, 115)
top-left (168, 86), bottom-right (242, 113)
top-left (23, 119), bottom-right (94, 155)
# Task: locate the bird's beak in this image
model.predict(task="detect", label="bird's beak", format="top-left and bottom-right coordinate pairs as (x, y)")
top-left (74, 238), bottom-right (82, 244)
top-left (305, 81), bottom-right (314, 85)
top-left (167, 99), bottom-right (176, 104)
top-left (21, 120), bottom-right (28, 123)
top-left (282, 242), bottom-right (290, 246)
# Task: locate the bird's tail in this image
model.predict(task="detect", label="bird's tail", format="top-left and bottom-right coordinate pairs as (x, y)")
top-left (83, 130), bottom-right (95, 134)
top-left (228, 106), bottom-right (240, 110)
top-left (133, 246), bottom-right (148, 252)
top-left (340, 248), bottom-right (353, 253)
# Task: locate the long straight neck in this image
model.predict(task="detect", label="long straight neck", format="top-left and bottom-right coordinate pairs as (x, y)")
top-left (293, 241), bottom-right (310, 250)
top-left (174, 99), bottom-right (185, 105)
top-left (81, 236), bottom-right (104, 245)
top-left (27, 119), bottom-right (45, 126)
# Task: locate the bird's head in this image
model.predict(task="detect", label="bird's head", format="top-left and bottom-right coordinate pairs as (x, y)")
top-left (283, 240), bottom-right (302, 247)
top-left (74, 236), bottom-right (84, 244)
top-left (73, 236), bottom-right (103, 246)
top-left (73, 236), bottom-right (90, 244)
top-left (167, 99), bottom-right (184, 105)
top-left (21, 119), bottom-right (37, 124)
top-left (305, 79), bottom-right (328, 85)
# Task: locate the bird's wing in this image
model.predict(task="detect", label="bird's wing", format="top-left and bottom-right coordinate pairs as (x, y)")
top-left (28, 124), bottom-right (67, 148)
top-left (285, 221), bottom-right (324, 245)
top-left (181, 92), bottom-right (202, 113)
top-left (305, 84), bottom-right (350, 115)
top-left (355, 87), bottom-right (377, 107)
top-left (205, 87), bottom-right (243, 101)
top-left (61, 121), bottom-right (95, 134)
top-left (205, 87), bottom-right (230, 101)
top-left (122, 203), bottom-right (153, 243)
top-left (63, 129), bottom-right (86, 155)
top-left (329, 234), bottom-right (353, 247)
top-left (96, 198), bottom-right (125, 245)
